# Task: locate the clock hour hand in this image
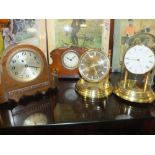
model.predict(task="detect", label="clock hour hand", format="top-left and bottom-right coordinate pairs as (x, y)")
top-left (66, 57), bottom-right (72, 61)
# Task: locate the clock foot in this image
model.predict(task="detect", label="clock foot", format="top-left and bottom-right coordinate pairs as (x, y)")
top-left (114, 80), bottom-right (155, 103)
top-left (75, 79), bottom-right (113, 101)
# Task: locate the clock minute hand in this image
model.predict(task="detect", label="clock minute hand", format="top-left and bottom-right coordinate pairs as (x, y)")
top-left (71, 56), bottom-right (76, 60)
top-left (28, 65), bottom-right (40, 68)
top-left (27, 65), bottom-right (40, 68)
top-left (125, 58), bottom-right (139, 61)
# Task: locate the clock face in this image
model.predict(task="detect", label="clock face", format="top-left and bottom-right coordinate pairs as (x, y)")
top-left (7, 50), bottom-right (43, 82)
top-left (23, 113), bottom-right (48, 126)
top-left (61, 50), bottom-right (79, 70)
top-left (124, 45), bottom-right (155, 74)
top-left (79, 50), bottom-right (110, 82)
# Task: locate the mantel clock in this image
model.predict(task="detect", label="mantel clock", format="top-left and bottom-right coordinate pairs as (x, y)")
top-left (1, 44), bottom-right (52, 102)
top-left (50, 47), bottom-right (87, 78)
top-left (75, 49), bottom-right (112, 101)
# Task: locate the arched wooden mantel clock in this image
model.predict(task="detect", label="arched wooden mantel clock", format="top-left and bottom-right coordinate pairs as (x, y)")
top-left (1, 44), bottom-right (54, 102)
top-left (75, 49), bottom-right (113, 101)
top-left (114, 33), bottom-right (155, 103)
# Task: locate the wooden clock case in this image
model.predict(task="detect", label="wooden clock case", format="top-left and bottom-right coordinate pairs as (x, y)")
top-left (50, 47), bottom-right (87, 78)
top-left (1, 44), bottom-right (52, 102)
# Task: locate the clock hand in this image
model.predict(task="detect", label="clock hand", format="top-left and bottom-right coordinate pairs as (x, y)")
top-left (66, 57), bottom-right (71, 61)
top-left (28, 65), bottom-right (40, 68)
top-left (71, 56), bottom-right (76, 60)
top-left (25, 64), bottom-right (40, 68)
top-left (88, 64), bottom-right (99, 68)
top-left (139, 61), bottom-right (144, 73)
top-left (125, 58), bottom-right (139, 61)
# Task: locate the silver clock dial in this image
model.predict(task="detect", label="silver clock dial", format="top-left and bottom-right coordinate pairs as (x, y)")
top-left (7, 50), bottom-right (43, 82)
top-left (79, 50), bottom-right (110, 82)
top-left (61, 50), bottom-right (79, 70)
top-left (124, 45), bottom-right (155, 74)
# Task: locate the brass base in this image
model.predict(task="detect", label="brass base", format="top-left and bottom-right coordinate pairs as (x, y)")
top-left (114, 80), bottom-right (155, 103)
top-left (75, 78), bottom-right (113, 101)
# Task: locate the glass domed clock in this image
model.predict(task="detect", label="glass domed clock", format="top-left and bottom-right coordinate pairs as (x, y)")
top-left (114, 33), bottom-right (155, 103)
top-left (75, 49), bottom-right (112, 101)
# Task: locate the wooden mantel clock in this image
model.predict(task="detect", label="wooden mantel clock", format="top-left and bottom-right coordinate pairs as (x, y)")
top-left (50, 47), bottom-right (87, 78)
top-left (1, 44), bottom-right (52, 102)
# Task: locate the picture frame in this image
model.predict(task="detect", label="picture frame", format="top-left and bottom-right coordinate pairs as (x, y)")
top-left (46, 19), bottom-right (111, 64)
top-left (112, 19), bottom-right (155, 72)
top-left (2, 19), bottom-right (47, 58)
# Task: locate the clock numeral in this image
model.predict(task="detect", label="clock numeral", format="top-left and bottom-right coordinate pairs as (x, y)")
top-left (146, 65), bottom-right (149, 69)
top-left (22, 52), bottom-right (26, 55)
top-left (149, 55), bottom-right (154, 57)
top-left (19, 75), bottom-right (23, 78)
top-left (103, 69), bottom-right (107, 73)
top-left (34, 56), bottom-right (37, 60)
top-left (15, 72), bottom-right (18, 75)
top-left (129, 66), bottom-right (132, 70)
top-left (12, 66), bottom-right (15, 70)
top-left (149, 61), bottom-right (153, 63)
top-left (21, 60), bottom-right (24, 63)
top-left (12, 60), bottom-right (16, 63)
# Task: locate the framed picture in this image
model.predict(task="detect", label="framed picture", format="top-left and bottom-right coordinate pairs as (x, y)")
top-left (2, 19), bottom-right (47, 57)
top-left (47, 19), bottom-right (111, 64)
top-left (112, 19), bottom-right (155, 72)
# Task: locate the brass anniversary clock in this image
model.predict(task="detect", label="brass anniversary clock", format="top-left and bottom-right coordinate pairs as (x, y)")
top-left (75, 49), bottom-right (112, 101)
top-left (1, 44), bottom-right (52, 102)
top-left (114, 43), bottom-right (155, 103)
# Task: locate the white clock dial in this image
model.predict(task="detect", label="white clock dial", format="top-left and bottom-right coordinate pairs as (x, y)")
top-left (7, 50), bottom-right (43, 82)
top-left (79, 50), bottom-right (110, 82)
top-left (23, 113), bottom-right (48, 126)
top-left (124, 45), bottom-right (155, 74)
top-left (61, 50), bottom-right (79, 70)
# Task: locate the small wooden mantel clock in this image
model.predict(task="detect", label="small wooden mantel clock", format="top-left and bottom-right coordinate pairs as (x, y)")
top-left (50, 47), bottom-right (87, 78)
top-left (1, 44), bottom-right (52, 102)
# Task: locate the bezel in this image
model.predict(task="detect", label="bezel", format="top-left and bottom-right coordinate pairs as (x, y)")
top-left (79, 50), bottom-right (110, 82)
top-left (61, 49), bottom-right (79, 70)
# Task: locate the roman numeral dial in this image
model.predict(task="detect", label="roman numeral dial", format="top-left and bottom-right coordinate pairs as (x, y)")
top-left (124, 45), bottom-right (155, 74)
top-left (79, 50), bottom-right (110, 82)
